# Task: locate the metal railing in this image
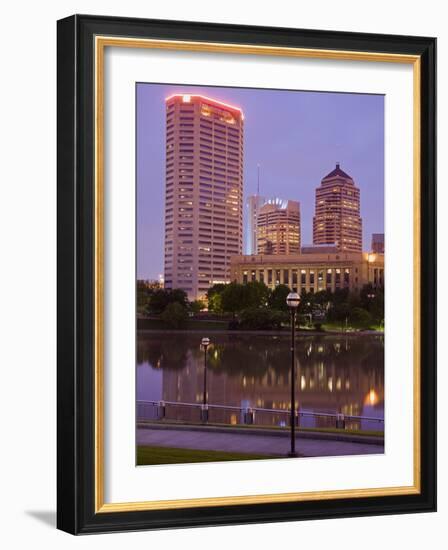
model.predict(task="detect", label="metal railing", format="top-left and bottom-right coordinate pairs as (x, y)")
top-left (137, 400), bottom-right (384, 431)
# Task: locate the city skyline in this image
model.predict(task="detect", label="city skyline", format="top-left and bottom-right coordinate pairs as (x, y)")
top-left (137, 83), bottom-right (384, 280)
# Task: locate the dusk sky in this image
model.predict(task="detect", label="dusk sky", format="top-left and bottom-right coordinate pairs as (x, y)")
top-left (137, 83), bottom-right (384, 280)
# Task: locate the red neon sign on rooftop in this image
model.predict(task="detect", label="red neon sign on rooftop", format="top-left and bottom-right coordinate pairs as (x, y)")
top-left (165, 93), bottom-right (243, 116)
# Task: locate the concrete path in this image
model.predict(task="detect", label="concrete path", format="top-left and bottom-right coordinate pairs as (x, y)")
top-left (137, 427), bottom-right (384, 458)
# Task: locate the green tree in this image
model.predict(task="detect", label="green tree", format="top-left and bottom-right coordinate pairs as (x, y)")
top-left (313, 289), bottom-right (332, 309)
top-left (326, 289), bottom-right (348, 323)
top-left (147, 288), bottom-right (188, 315)
top-left (347, 290), bottom-right (362, 310)
top-left (333, 288), bottom-right (349, 305)
top-left (189, 300), bottom-right (206, 315)
top-left (245, 280), bottom-right (270, 309)
top-left (137, 280), bottom-right (152, 314)
top-left (297, 290), bottom-right (313, 314)
top-left (360, 284), bottom-right (384, 324)
top-left (221, 282), bottom-right (247, 317)
top-left (206, 283), bottom-right (226, 313)
top-left (268, 284), bottom-right (291, 311)
top-left (348, 307), bottom-right (372, 330)
top-left (239, 307), bottom-right (288, 330)
top-left (208, 292), bottom-right (223, 314)
top-left (329, 301), bottom-right (350, 324)
top-left (369, 288), bottom-right (384, 324)
top-left (206, 283), bottom-right (226, 299)
top-left (160, 302), bottom-right (188, 329)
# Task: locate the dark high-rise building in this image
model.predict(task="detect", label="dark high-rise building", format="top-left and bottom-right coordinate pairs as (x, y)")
top-left (371, 233), bottom-right (385, 254)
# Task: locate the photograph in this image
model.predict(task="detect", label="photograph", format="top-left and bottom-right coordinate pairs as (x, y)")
top-left (136, 83), bottom-right (385, 466)
top-left (54, 12), bottom-right (436, 535)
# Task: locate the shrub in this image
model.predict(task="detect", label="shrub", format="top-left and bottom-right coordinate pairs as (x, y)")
top-left (189, 300), bottom-right (206, 315)
top-left (239, 308), bottom-right (287, 330)
top-left (160, 302), bottom-right (188, 329)
top-left (348, 307), bottom-right (373, 330)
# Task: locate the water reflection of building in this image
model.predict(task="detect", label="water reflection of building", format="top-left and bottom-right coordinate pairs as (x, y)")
top-left (152, 336), bottom-right (384, 428)
top-left (162, 360), bottom-right (383, 415)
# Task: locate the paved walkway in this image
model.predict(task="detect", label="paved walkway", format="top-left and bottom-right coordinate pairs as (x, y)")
top-left (137, 427), bottom-right (384, 458)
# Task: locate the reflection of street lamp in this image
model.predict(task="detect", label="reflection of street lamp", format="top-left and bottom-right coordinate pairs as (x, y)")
top-left (286, 292), bottom-right (300, 457)
top-left (201, 337), bottom-right (210, 422)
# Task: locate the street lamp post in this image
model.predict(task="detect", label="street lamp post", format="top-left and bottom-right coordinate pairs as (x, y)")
top-left (201, 337), bottom-right (210, 422)
top-left (366, 292), bottom-right (376, 318)
top-left (286, 292), bottom-right (300, 457)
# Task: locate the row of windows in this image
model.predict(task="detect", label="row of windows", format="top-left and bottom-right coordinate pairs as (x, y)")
top-left (241, 268), bottom-right (353, 286)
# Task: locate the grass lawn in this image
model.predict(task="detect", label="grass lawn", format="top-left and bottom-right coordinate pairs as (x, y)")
top-left (320, 322), bottom-right (383, 332)
top-left (137, 445), bottom-right (279, 465)
top-left (137, 318), bottom-right (229, 331)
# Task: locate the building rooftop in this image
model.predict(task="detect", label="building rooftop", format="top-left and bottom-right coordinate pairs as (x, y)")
top-left (165, 93), bottom-right (243, 116)
top-left (230, 251), bottom-right (383, 265)
top-left (322, 163), bottom-right (353, 181)
top-left (301, 244), bottom-right (339, 254)
top-left (259, 199), bottom-right (300, 213)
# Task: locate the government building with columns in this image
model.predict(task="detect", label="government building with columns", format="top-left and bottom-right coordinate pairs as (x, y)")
top-left (230, 250), bottom-right (384, 293)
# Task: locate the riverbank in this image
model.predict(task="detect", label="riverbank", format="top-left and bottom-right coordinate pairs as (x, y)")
top-left (137, 317), bottom-right (384, 335)
top-left (138, 327), bottom-right (384, 336)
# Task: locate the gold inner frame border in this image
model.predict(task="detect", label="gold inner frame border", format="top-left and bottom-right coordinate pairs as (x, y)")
top-left (94, 35), bottom-right (421, 513)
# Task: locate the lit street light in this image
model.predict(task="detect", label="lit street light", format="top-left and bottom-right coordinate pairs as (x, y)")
top-left (286, 292), bottom-right (300, 457)
top-left (366, 292), bottom-right (376, 315)
top-left (201, 337), bottom-right (210, 422)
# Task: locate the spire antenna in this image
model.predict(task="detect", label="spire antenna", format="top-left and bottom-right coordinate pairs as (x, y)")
top-left (257, 164), bottom-right (260, 195)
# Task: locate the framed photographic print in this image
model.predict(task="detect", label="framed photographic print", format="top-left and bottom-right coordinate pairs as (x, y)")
top-left (57, 14), bottom-right (436, 534)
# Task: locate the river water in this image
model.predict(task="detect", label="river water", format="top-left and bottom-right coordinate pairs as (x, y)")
top-left (137, 331), bottom-right (384, 431)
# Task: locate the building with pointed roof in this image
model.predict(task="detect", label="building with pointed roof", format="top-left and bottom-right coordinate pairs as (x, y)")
top-left (312, 163), bottom-right (362, 253)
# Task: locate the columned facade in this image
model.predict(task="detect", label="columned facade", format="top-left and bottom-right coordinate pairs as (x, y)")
top-left (230, 252), bottom-right (384, 293)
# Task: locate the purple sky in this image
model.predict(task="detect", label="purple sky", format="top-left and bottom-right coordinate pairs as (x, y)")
top-left (137, 83), bottom-right (384, 280)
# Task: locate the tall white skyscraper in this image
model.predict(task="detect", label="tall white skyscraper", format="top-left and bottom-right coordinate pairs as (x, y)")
top-left (163, 94), bottom-right (244, 300)
top-left (244, 194), bottom-right (266, 255)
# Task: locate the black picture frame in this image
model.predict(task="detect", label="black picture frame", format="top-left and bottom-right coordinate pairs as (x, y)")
top-left (57, 14), bottom-right (436, 534)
